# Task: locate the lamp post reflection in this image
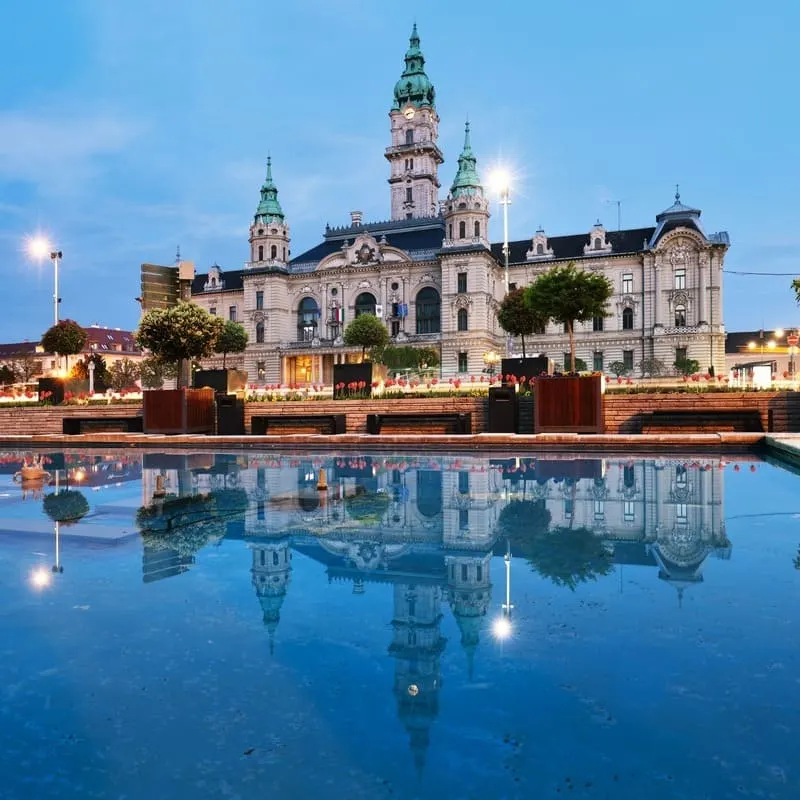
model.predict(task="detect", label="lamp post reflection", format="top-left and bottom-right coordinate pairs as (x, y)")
top-left (492, 539), bottom-right (514, 641)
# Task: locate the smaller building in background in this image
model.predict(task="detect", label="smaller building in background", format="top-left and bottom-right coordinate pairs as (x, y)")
top-left (0, 324), bottom-right (143, 381)
top-left (725, 327), bottom-right (800, 386)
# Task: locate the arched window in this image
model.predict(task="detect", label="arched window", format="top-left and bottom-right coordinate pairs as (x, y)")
top-left (536, 243), bottom-right (544, 255)
top-left (448, 223), bottom-right (453, 240)
top-left (474, 221), bottom-right (480, 237)
top-left (674, 305), bottom-right (686, 327)
top-left (623, 466), bottom-right (635, 489)
top-left (257, 245), bottom-right (263, 261)
top-left (457, 308), bottom-right (468, 331)
top-left (354, 292), bottom-right (377, 317)
top-left (594, 237), bottom-right (602, 250)
top-left (415, 287), bottom-right (441, 334)
top-left (459, 220), bottom-right (466, 239)
top-left (297, 297), bottom-right (320, 341)
top-left (210, 277), bottom-right (216, 287)
top-left (405, 129), bottom-right (414, 145)
top-left (622, 307), bottom-right (634, 330)
top-left (255, 321), bottom-right (264, 343)
top-left (416, 470), bottom-right (442, 518)
top-left (283, 247), bottom-right (287, 261)
top-left (270, 244), bottom-right (277, 259)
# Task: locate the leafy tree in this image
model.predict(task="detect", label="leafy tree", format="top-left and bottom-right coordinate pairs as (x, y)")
top-left (524, 525), bottom-right (614, 590)
top-left (573, 357), bottom-right (588, 372)
top-left (136, 302), bottom-right (225, 388)
top-left (43, 490), bottom-right (90, 525)
top-left (674, 356), bottom-right (700, 377)
top-left (608, 360), bottom-right (628, 378)
top-left (379, 345), bottom-right (440, 371)
top-left (0, 364), bottom-right (17, 385)
top-left (638, 357), bottom-right (666, 377)
top-left (215, 320), bottom-right (248, 367)
top-left (139, 356), bottom-right (178, 390)
top-left (525, 263), bottom-right (612, 372)
top-left (792, 279), bottom-right (800, 304)
top-left (12, 353), bottom-right (42, 382)
top-left (497, 287), bottom-right (547, 358)
top-left (343, 313), bottom-right (389, 360)
top-left (109, 358), bottom-right (141, 391)
top-left (41, 319), bottom-right (87, 372)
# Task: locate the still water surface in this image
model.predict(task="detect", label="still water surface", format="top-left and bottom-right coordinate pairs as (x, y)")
top-left (0, 449), bottom-right (798, 799)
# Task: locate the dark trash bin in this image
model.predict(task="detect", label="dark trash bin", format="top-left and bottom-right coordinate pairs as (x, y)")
top-left (216, 394), bottom-right (245, 435)
top-left (488, 386), bottom-right (518, 433)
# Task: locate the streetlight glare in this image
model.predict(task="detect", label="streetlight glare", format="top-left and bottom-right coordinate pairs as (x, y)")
top-left (747, 341), bottom-right (756, 350)
top-left (30, 567), bottom-right (52, 589)
top-left (25, 235), bottom-right (52, 261)
top-left (768, 340), bottom-right (776, 349)
top-left (492, 616), bottom-right (512, 640)
top-left (488, 168), bottom-right (512, 196)
top-left (774, 329), bottom-right (784, 338)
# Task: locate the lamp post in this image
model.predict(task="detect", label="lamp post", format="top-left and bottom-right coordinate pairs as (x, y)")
top-left (26, 236), bottom-right (62, 325)
top-left (492, 538), bottom-right (514, 641)
top-left (488, 170), bottom-right (512, 295)
top-left (88, 359), bottom-right (95, 395)
top-left (483, 349), bottom-right (499, 377)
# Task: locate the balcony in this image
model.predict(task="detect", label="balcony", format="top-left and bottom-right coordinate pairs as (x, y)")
top-left (660, 325), bottom-right (699, 335)
top-left (244, 260), bottom-right (288, 271)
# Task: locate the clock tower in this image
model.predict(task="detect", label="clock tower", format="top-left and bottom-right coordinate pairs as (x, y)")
top-left (385, 24), bottom-right (443, 221)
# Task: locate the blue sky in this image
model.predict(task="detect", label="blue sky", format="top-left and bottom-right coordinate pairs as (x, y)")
top-left (1, 0), bottom-right (798, 340)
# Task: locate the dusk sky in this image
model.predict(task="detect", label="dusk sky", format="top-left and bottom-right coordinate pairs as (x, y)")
top-left (1, 0), bottom-right (798, 340)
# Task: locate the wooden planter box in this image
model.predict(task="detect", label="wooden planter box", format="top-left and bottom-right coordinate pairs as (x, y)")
top-left (534, 375), bottom-right (604, 434)
top-left (143, 388), bottom-right (215, 434)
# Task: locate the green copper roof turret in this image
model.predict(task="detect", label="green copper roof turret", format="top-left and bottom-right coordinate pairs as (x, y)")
top-left (450, 121), bottom-right (482, 197)
top-left (254, 156), bottom-right (284, 223)
top-left (392, 23), bottom-right (436, 110)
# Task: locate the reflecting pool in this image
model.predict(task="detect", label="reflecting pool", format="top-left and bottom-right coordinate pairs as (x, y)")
top-left (0, 449), bottom-right (799, 799)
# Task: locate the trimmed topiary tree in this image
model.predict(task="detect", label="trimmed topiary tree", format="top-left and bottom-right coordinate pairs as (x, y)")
top-left (215, 320), bottom-right (248, 367)
top-left (343, 314), bottom-right (389, 361)
top-left (136, 302), bottom-right (225, 388)
top-left (41, 319), bottom-right (87, 373)
top-left (497, 287), bottom-right (547, 358)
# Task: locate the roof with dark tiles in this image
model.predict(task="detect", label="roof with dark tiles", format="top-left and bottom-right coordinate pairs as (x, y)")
top-left (492, 226), bottom-right (656, 266)
top-left (190, 268), bottom-right (244, 295)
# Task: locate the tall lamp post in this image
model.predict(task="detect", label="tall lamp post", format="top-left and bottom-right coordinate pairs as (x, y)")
top-left (488, 170), bottom-right (512, 295)
top-left (26, 236), bottom-right (62, 325)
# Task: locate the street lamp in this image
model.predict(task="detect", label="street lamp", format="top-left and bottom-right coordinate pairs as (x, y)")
top-left (26, 235), bottom-right (62, 326)
top-left (483, 349), bottom-right (499, 377)
top-left (488, 169), bottom-right (512, 296)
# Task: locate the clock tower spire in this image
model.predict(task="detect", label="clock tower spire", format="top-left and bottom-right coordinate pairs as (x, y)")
top-left (385, 24), bottom-right (443, 221)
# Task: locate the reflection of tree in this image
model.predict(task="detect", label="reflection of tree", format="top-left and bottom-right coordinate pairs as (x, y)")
top-left (42, 490), bottom-right (90, 525)
top-left (794, 546), bottom-right (800, 571)
top-left (136, 488), bottom-right (248, 557)
top-left (345, 487), bottom-right (390, 525)
top-left (497, 499), bottom-right (613, 590)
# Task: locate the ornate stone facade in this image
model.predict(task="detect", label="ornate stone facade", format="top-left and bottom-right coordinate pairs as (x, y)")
top-left (189, 27), bottom-right (729, 383)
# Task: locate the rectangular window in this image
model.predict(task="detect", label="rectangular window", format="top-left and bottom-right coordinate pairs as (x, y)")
top-left (229, 306), bottom-right (236, 322)
top-left (458, 471), bottom-right (470, 495)
top-left (594, 500), bottom-right (605, 519)
top-left (257, 361), bottom-right (266, 380)
top-left (255, 291), bottom-right (264, 311)
top-left (257, 468), bottom-right (265, 489)
top-left (564, 498), bottom-right (574, 518)
top-left (462, 564), bottom-right (469, 581)
top-left (459, 509), bottom-right (469, 531)
top-left (675, 346), bottom-right (687, 363)
top-left (257, 501), bottom-right (265, 521)
top-left (563, 353), bottom-right (571, 370)
top-left (593, 351), bottom-right (604, 372)
top-left (592, 315), bottom-right (604, 331)
top-left (508, 282), bottom-right (517, 292)
top-left (623, 500), bottom-right (635, 522)
top-left (458, 352), bottom-right (468, 373)
top-left (406, 187), bottom-right (413, 203)
top-left (209, 307), bottom-right (216, 316)
top-left (675, 268), bottom-right (686, 290)
top-left (622, 273), bottom-right (633, 294)
top-left (391, 320), bottom-right (400, 337)
top-left (676, 503), bottom-right (688, 523)
top-left (623, 350), bottom-right (634, 371)
top-left (563, 322), bottom-right (569, 333)
top-left (457, 272), bottom-right (467, 294)
top-left (476, 564), bottom-right (483, 582)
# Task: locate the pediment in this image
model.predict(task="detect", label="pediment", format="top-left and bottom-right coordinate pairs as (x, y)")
top-left (317, 233), bottom-right (410, 271)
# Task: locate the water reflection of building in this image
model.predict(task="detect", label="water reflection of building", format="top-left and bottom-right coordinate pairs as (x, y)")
top-left (137, 453), bottom-right (732, 769)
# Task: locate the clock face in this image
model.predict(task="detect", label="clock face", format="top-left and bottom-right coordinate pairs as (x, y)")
top-left (403, 105), bottom-right (415, 120)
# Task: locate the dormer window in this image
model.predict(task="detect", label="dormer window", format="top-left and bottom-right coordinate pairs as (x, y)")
top-left (584, 222), bottom-right (612, 255)
top-left (526, 228), bottom-right (554, 261)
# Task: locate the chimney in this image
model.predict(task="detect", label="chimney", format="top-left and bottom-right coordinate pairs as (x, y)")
top-left (350, 210), bottom-right (363, 226)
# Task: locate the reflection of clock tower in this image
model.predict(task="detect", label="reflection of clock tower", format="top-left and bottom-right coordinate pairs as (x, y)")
top-left (386, 24), bottom-right (443, 221)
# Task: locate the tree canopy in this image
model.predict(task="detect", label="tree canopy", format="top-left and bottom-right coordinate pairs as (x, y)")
top-left (497, 287), bottom-right (546, 358)
top-left (215, 320), bottom-right (248, 367)
top-left (343, 314), bottom-right (389, 360)
top-left (379, 345), bottom-right (440, 371)
top-left (136, 303), bottom-right (225, 386)
top-left (109, 358), bottom-right (141, 391)
top-left (674, 356), bottom-right (700, 376)
top-left (525, 263), bottom-right (612, 372)
top-left (41, 319), bottom-right (87, 358)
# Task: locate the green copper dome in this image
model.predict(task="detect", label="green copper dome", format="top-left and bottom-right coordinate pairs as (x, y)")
top-left (450, 121), bottom-right (482, 197)
top-left (392, 24), bottom-right (436, 110)
top-left (254, 156), bottom-right (284, 224)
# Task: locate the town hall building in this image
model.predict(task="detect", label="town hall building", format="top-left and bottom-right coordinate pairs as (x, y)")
top-left (190, 25), bottom-right (729, 383)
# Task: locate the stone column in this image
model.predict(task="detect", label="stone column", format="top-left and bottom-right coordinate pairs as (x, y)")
top-left (653, 262), bottom-right (661, 327)
top-left (698, 252), bottom-right (707, 325)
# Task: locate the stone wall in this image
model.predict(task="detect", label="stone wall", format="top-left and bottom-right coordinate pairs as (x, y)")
top-left (0, 404), bottom-right (142, 436)
top-left (604, 391), bottom-right (800, 434)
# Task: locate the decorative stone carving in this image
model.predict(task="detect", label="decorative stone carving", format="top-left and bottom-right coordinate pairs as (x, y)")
top-left (526, 228), bottom-right (554, 260)
top-left (584, 221), bottom-right (612, 255)
top-left (669, 242), bottom-right (691, 266)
